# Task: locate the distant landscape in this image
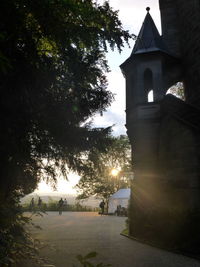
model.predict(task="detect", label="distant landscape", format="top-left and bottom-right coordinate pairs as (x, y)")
top-left (21, 192), bottom-right (100, 208)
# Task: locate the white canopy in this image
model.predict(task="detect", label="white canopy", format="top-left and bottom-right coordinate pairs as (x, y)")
top-left (108, 188), bottom-right (131, 214)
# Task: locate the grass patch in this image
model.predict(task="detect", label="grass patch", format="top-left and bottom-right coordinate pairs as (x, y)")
top-left (121, 228), bottom-right (129, 236)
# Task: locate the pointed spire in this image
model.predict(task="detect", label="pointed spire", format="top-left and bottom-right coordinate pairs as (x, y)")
top-left (146, 7), bottom-right (150, 12)
top-left (132, 7), bottom-right (168, 55)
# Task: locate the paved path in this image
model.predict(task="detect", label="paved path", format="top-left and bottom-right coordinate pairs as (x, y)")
top-left (27, 212), bottom-right (200, 267)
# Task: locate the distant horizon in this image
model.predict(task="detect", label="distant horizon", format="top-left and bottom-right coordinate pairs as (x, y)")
top-left (35, 173), bottom-right (80, 195)
top-left (21, 193), bottom-right (100, 208)
top-left (28, 191), bottom-right (77, 196)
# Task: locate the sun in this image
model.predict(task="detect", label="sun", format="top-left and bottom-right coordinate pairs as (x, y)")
top-left (111, 168), bottom-right (119, 177)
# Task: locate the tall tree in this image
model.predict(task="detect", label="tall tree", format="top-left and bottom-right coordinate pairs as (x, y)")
top-left (0, 0), bottom-right (132, 198)
top-left (0, 1), bottom-right (132, 264)
top-left (76, 135), bottom-right (132, 206)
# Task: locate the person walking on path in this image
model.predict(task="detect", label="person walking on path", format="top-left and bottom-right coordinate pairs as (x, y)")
top-left (58, 198), bottom-right (64, 215)
top-left (99, 200), bottom-right (105, 215)
top-left (38, 197), bottom-right (42, 210)
top-left (30, 197), bottom-right (34, 211)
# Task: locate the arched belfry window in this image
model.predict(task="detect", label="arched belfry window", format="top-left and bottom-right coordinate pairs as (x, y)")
top-left (144, 68), bottom-right (154, 102)
top-left (148, 90), bottom-right (154, 102)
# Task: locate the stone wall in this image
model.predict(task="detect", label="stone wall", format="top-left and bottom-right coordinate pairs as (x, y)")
top-left (176, 0), bottom-right (200, 105)
top-left (159, 119), bottom-right (199, 210)
top-left (129, 95), bottom-right (200, 249)
top-left (127, 1), bottom-right (200, 251)
top-left (159, 0), bottom-right (200, 105)
top-left (159, 0), bottom-right (181, 56)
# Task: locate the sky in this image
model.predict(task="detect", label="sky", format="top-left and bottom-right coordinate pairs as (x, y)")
top-left (92, 0), bottom-right (161, 135)
top-left (35, 0), bottom-right (161, 195)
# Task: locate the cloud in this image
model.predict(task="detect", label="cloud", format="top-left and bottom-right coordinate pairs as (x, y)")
top-left (92, 68), bottom-right (126, 136)
top-left (92, 111), bottom-right (126, 136)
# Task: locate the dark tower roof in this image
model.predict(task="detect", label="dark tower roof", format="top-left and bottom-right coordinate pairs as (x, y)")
top-left (132, 7), bottom-right (169, 55)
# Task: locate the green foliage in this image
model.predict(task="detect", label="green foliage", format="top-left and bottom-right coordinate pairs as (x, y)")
top-left (76, 135), bottom-right (132, 204)
top-left (73, 251), bottom-right (111, 267)
top-left (121, 228), bottom-right (129, 236)
top-left (0, 0), bottom-right (132, 197)
top-left (0, 193), bottom-right (41, 266)
top-left (168, 82), bottom-right (185, 100)
top-left (0, 0), bottom-right (132, 264)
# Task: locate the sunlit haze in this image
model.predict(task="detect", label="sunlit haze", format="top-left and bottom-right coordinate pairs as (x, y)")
top-left (35, 173), bottom-right (80, 195)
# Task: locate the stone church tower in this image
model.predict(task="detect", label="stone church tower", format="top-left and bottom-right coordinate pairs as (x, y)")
top-left (121, 3), bottom-right (200, 251)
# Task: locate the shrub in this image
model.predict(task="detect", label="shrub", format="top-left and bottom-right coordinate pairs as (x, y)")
top-left (0, 194), bottom-right (41, 266)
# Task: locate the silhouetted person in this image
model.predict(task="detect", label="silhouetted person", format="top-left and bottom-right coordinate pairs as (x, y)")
top-left (58, 198), bottom-right (64, 215)
top-left (38, 197), bottom-right (42, 210)
top-left (99, 200), bottom-right (105, 215)
top-left (30, 197), bottom-right (34, 211)
top-left (116, 205), bottom-right (121, 216)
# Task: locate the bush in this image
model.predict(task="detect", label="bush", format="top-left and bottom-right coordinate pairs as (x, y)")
top-left (0, 193), bottom-right (41, 266)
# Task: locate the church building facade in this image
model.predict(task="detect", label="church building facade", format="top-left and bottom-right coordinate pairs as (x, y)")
top-left (120, 1), bottom-right (200, 250)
